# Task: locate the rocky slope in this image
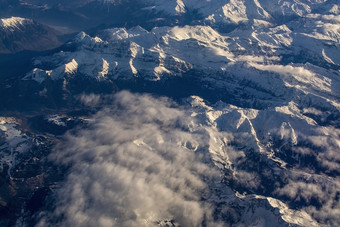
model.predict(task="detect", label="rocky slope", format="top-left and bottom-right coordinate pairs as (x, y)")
top-left (0, 17), bottom-right (61, 53)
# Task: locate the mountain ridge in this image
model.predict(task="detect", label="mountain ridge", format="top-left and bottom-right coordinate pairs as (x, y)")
top-left (0, 0), bottom-right (339, 226)
top-left (0, 16), bottom-right (61, 53)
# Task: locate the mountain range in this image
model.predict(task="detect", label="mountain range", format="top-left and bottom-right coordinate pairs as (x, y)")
top-left (0, 0), bottom-right (339, 226)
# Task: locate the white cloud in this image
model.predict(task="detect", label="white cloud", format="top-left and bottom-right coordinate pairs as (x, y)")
top-left (34, 91), bottom-right (340, 226)
top-left (275, 176), bottom-right (340, 226)
top-left (37, 91), bottom-right (223, 227)
top-left (249, 63), bottom-right (332, 93)
top-left (78, 93), bottom-right (101, 107)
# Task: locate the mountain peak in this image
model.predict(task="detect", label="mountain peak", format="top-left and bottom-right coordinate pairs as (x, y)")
top-left (0, 17), bottom-right (32, 30)
top-left (0, 16), bottom-right (61, 53)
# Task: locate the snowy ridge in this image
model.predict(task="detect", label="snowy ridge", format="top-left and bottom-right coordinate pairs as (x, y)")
top-left (0, 16), bottom-right (61, 53)
top-left (0, 17), bottom-right (33, 31)
top-left (25, 25), bottom-right (233, 82)
top-left (138, 0), bottom-right (338, 25)
top-left (188, 96), bottom-right (339, 171)
top-left (186, 94), bottom-right (340, 226)
top-left (24, 21), bottom-right (340, 112)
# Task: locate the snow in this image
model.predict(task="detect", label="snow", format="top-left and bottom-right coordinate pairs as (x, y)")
top-left (329, 4), bottom-right (339, 14)
top-left (220, 0), bottom-right (248, 24)
top-left (0, 17), bottom-right (32, 31)
top-left (22, 68), bottom-right (51, 84)
top-left (322, 48), bottom-right (336, 64)
top-left (98, 58), bottom-right (109, 78)
top-left (12, 0), bottom-right (340, 225)
top-left (267, 197), bottom-right (319, 227)
top-left (249, 63), bottom-right (333, 93)
top-left (0, 120), bottom-right (26, 148)
top-left (46, 115), bottom-right (67, 127)
top-left (24, 14), bottom-right (340, 113)
top-left (65, 59), bottom-right (78, 74)
top-left (141, 0), bottom-right (186, 15)
top-left (139, 0), bottom-right (332, 26)
top-left (0, 117), bottom-right (30, 177)
top-left (175, 0), bottom-right (186, 14)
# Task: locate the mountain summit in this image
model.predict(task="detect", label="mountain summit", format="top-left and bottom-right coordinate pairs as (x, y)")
top-left (0, 17), bottom-right (61, 53)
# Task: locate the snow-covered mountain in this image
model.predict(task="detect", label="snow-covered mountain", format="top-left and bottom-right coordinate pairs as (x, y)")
top-left (23, 14), bottom-right (339, 109)
top-left (0, 17), bottom-right (61, 53)
top-left (2, 0), bottom-right (338, 34)
top-left (1, 0), bottom-right (339, 226)
top-left (141, 0), bottom-right (338, 20)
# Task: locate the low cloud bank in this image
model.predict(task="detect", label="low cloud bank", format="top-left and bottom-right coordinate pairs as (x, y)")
top-left (37, 91), bottom-right (221, 227)
top-left (36, 91), bottom-right (340, 226)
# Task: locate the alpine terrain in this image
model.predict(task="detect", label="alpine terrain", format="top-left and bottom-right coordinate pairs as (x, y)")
top-left (0, 0), bottom-right (339, 226)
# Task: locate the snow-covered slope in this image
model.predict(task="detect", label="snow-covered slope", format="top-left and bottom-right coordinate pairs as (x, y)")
top-left (23, 15), bottom-right (340, 110)
top-left (24, 26), bottom-right (232, 81)
top-left (0, 117), bottom-right (32, 177)
top-left (0, 17), bottom-right (61, 53)
top-left (2, 0), bottom-right (339, 226)
top-left (186, 91), bottom-right (340, 225)
top-left (137, 0), bottom-right (339, 26)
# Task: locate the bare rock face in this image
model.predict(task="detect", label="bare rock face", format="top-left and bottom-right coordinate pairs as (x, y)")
top-left (0, 17), bottom-right (61, 53)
